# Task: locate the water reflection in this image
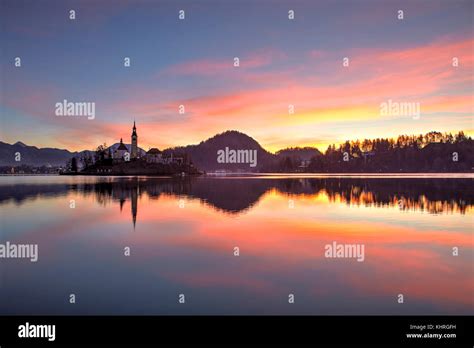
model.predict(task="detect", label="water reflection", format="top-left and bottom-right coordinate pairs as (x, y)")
top-left (0, 175), bottom-right (472, 315)
top-left (1, 177), bottom-right (472, 226)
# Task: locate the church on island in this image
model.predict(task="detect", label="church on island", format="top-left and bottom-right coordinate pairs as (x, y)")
top-left (112, 121), bottom-right (184, 165)
top-left (113, 121), bottom-right (139, 161)
top-left (62, 121), bottom-right (199, 175)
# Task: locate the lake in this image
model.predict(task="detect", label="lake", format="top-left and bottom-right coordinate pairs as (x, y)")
top-left (0, 175), bottom-right (472, 315)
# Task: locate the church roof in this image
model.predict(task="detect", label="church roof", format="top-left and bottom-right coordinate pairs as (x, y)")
top-left (117, 139), bottom-right (128, 151)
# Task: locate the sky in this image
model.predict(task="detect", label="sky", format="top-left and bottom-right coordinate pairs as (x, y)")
top-left (0, 0), bottom-right (473, 153)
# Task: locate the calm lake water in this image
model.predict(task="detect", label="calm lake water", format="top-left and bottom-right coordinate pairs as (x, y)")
top-left (0, 175), bottom-right (473, 315)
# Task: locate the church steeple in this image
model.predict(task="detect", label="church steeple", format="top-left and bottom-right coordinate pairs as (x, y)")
top-left (132, 121), bottom-right (137, 136)
top-left (131, 120), bottom-right (138, 159)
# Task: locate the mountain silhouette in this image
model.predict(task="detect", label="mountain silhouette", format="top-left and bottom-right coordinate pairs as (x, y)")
top-left (166, 130), bottom-right (275, 171)
top-left (0, 141), bottom-right (77, 166)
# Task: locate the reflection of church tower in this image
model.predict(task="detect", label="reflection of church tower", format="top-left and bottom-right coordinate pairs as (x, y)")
top-left (131, 121), bottom-right (138, 159)
top-left (131, 185), bottom-right (138, 228)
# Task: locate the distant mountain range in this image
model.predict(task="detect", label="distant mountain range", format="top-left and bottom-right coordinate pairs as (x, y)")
top-left (0, 141), bottom-right (82, 167)
top-left (0, 141), bottom-right (146, 167)
top-left (0, 131), bottom-right (319, 170)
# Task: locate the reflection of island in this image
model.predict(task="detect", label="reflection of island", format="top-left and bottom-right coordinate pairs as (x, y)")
top-left (1, 177), bottom-right (472, 225)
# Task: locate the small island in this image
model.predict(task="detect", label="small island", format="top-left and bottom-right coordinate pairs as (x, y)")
top-left (61, 121), bottom-right (200, 176)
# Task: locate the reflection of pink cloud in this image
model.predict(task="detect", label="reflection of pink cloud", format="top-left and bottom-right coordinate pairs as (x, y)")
top-left (8, 190), bottom-right (472, 312)
top-left (339, 247), bottom-right (474, 309)
top-left (112, 192), bottom-right (474, 309)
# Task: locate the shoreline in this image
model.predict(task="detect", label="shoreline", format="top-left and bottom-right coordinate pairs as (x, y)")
top-left (1, 172), bottom-right (473, 179)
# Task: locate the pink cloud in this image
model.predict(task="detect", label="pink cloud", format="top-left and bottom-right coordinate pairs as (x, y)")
top-left (163, 48), bottom-right (286, 76)
top-left (3, 36), bottom-right (472, 152)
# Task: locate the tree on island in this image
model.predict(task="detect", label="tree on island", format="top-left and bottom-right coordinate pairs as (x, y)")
top-left (71, 157), bottom-right (78, 172)
top-left (65, 157), bottom-right (78, 173)
top-left (95, 143), bottom-right (108, 163)
top-left (80, 153), bottom-right (93, 169)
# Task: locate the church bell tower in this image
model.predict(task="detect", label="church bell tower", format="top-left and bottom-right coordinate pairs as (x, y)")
top-left (131, 121), bottom-right (138, 159)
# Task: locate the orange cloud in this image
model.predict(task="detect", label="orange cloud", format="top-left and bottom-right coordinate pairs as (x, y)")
top-left (2, 37), bottom-right (472, 152)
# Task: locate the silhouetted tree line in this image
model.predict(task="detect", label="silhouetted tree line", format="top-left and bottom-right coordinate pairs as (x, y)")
top-left (275, 131), bottom-right (473, 173)
top-left (1, 176), bottom-right (471, 215)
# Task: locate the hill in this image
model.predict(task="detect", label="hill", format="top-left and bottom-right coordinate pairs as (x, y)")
top-left (166, 130), bottom-right (276, 171)
top-left (0, 141), bottom-right (76, 166)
